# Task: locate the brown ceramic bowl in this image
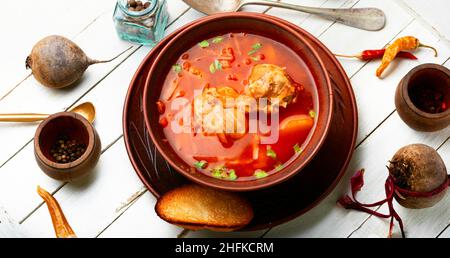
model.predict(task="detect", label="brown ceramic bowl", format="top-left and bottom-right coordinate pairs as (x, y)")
top-left (34, 112), bottom-right (102, 181)
top-left (143, 13), bottom-right (333, 192)
top-left (395, 63), bottom-right (450, 132)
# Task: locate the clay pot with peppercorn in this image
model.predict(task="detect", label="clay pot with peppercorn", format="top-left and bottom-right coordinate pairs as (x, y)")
top-left (395, 63), bottom-right (450, 132)
top-left (34, 112), bottom-right (101, 181)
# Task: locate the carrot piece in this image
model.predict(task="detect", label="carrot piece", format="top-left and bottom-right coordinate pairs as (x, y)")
top-left (37, 186), bottom-right (76, 238)
top-left (280, 115), bottom-right (314, 134)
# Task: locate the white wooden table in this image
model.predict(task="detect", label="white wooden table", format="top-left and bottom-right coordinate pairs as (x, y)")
top-left (0, 0), bottom-right (448, 238)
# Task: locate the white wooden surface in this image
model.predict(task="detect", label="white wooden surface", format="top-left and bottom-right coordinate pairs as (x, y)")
top-left (0, 0), bottom-right (448, 238)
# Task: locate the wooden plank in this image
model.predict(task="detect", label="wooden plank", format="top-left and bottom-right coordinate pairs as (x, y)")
top-left (186, 228), bottom-right (267, 238)
top-left (400, 0), bottom-right (450, 42)
top-left (265, 0), bottom-right (331, 27)
top-left (268, 0), bottom-right (359, 38)
top-left (0, 206), bottom-right (27, 238)
top-left (0, 142), bottom-right (62, 222)
top-left (0, 0), bottom-right (113, 98)
top-left (98, 191), bottom-right (183, 238)
top-left (437, 140), bottom-right (450, 238)
top-left (265, 111), bottom-right (449, 237)
top-left (350, 139), bottom-right (450, 238)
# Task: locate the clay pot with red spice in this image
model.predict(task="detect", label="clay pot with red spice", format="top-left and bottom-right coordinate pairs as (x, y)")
top-left (395, 63), bottom-right (450, 132)
top-left (389, 144), bottom-right (448, 209)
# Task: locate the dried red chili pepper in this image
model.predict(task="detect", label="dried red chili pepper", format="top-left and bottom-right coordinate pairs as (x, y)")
top-left (376, 36), bottom-right (437, 77)
top-left (335, 49), bottom-right (418, 61)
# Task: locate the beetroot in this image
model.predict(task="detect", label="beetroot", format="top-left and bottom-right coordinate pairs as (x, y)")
top-left (389, 144), bottom-right (448, 209)
top-left (26, 35), bottom-right (120, 88)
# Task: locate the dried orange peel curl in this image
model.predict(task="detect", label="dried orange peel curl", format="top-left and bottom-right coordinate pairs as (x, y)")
top-left (376, 36), bottom-right (438, 77)
top-left (37, 186), bottom-right (77, 238)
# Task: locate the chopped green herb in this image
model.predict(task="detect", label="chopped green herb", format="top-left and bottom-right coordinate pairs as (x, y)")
top-left (294, 143), bottom-right (302, 154)
top-left (211, 166), bottom-right (224, 178)
top-left (254, 169), bottom-right (268, 179)
top-left (194, 160), bottom-right (207, 169)
top-left (248, 42), bottom-right (262, 55)
top-left (212, 37), bottom-right (224, 44)
top-left (209, 63), bottom-right (216, 74)
top-left (266, 148), bottom-right (277, 159)
top-left (211, 166), bottom-right (237, 180)
top-left (252, 43), bottom-right (262, 50)
top-left (214, 59), bottom-right (222, 70)
top-left (172, 64), bottom-right (182, 73)
top-left (275, 164), bottom-right (284, 172)
top-left (251, 56), bottom-right (260, 61)
top-left (198, 40), bottom-right (210, 48)
top-left (228, 169), bottom-right (237, 181)
top-left (209, 60), bottom-right (222, 74)
top-left (309, 110), bottom-right (317, 119)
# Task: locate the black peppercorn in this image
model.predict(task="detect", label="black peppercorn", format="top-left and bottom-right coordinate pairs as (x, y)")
top-left (50, 136), bottom-right (86, 164)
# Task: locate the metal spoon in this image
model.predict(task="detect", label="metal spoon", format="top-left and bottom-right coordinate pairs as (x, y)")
top-left (183, 0), bottom-right (386, 31)
top-left (0, 102), bottom-right (96, 123)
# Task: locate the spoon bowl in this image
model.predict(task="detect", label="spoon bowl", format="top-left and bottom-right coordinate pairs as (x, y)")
top-left (69, 102), bottom-right (96, 123)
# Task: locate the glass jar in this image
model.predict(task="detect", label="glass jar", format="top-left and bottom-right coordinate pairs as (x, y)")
top-left (113, 0), bottom-right (168, 46)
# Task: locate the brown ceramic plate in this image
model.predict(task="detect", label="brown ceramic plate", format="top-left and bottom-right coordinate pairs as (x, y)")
top-left (123, 15), bottom-right (357, 231)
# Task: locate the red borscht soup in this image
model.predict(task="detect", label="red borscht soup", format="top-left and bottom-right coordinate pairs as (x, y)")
top-left (156, 33), bottom-right (317, 181)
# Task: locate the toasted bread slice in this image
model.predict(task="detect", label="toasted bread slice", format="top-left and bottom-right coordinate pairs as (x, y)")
top-left (156, 185), bottom-right (253, 232)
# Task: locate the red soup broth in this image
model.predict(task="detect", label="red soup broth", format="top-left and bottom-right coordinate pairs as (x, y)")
top-left (157, 33), bottom-right (318, 181)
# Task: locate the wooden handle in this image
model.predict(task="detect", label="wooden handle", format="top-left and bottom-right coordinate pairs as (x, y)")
top-left (0, 114), bottom-right (49, 122)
